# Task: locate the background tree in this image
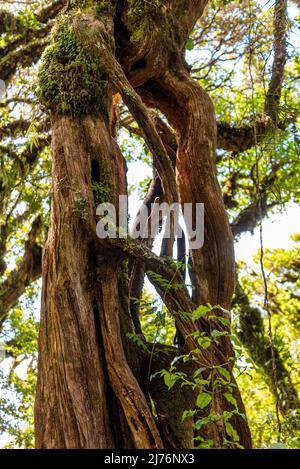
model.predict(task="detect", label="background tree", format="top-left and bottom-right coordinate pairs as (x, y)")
top-left (234, 234), bottom-right (300, 448)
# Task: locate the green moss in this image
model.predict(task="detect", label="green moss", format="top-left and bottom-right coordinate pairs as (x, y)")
top-left (95, 0), bottom-right (116, 17)
top-left (79, 0), bottom-right (94, 10)
top-left (68, 0), bottom-right (94, 12)
top-left (126, 0), bottom-right (166, 43)
top-left (36, 15), bottom-right (107, 117)
top-left (73, 196), bottom-right (88, 220)
top-left (126, 0), bottom-right (187, 47)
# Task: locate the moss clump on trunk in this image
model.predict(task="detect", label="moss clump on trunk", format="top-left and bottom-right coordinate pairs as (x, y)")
top-left (126, 0), bottom-right (166, 43)
top-left (95, 0), bottom-right (116, 17)
top-left (36, 15), bottom-right (107, 117)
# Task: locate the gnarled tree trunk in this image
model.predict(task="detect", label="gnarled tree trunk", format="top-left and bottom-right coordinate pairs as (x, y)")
top-left (35, 0), bottom-right (252, 449)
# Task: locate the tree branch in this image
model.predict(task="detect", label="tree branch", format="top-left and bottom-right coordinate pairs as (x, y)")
top-left (216, 0), bottom-right (289, 152)
top-left (0, 216), bottom-right (42, 327)
top-left (264, 0), bottom-right (287, 122)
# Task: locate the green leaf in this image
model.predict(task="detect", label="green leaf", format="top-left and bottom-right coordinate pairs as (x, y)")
top-left (194, 417), bottom-right (211, 429)
top-left (163, 372), bottom-right (177, 390)
top-left (211, 329), bottom-right (224, 339)
top-left (224, 392), bottom-right (238, 408)
top-left (197, 336), bottom-right (211, 349)
top-left (216, 316), bottom-right (231, 327)
top-left (218, 367), bottom-right (231, 381)
top-left (186, 38), bottom-right (195, 50)
top-left (182, 409), bottom-right (196, 421)
top-left (269, 443), bottom-right (287, 449)
top-left (192, 305), bottom-right (210, 320)
top-left (225, 422), bottom-right (240, 442)
top-left (193, 367), bottom-right (207, 378)
top-left (196, 392), bottom-right (212, 409)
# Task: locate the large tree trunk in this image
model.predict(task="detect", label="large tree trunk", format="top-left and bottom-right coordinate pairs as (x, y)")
top-left (35, 116), bottom-right (115, 448)
top-left (35, 112), bottom-right (163, 448)
top-left (35, 0), bottom-right (252, 449)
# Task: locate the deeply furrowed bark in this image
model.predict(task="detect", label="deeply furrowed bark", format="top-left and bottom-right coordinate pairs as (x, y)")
top-left (35, 108), bottom-right (163, 448)
top-left (35, 115), bottom-right (116, 448)
top-left (35, 0), bottom-right (252, 449)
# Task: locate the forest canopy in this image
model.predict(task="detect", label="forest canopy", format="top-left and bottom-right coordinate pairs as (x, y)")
top-left (0, 0), bottom-right (299, 450)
